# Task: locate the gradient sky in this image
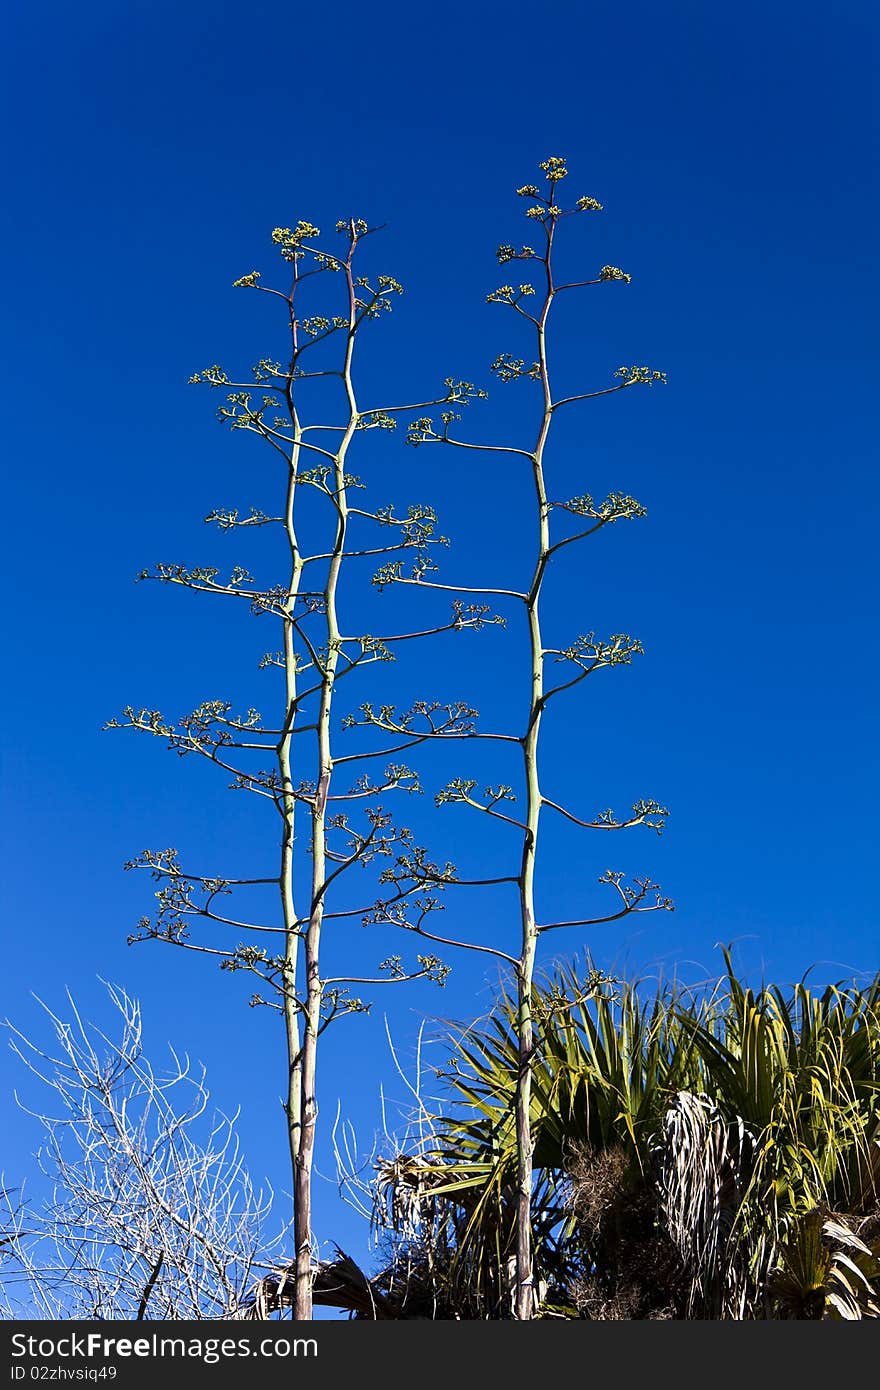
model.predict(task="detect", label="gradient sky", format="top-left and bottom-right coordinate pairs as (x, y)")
top-left (1, 0), bottom-right (877, 1296)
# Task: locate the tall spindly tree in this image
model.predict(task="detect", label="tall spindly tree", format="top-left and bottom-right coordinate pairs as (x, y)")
top-left (108, 217), bottom-right (500, 1319)
top-left (380, 155), bottom-right (672, 1317)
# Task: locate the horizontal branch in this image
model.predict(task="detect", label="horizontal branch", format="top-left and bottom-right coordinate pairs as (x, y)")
top-left (125, 863), bottom-right (278, 890)
top-left (198, 907), bottom-right (288, 934)
top-left (538, 900), bottom-right (672, 934)
top-left (301, 539), bottom-right (446, 565)
top-left (340, 725), bottom-right (519, 751)
top-left (554, 277), bottom-right (607, 292)
top-left (397, 921), bottom-right (518, 968)
top-left (376, 577), bottom-right (526, 601)
top-left (128, 931), bottom-right (236, 960)
top-left (541, 796), bottom-right (668, 835)
top-left (552, 368), bottom-right (665, 412)
top-left (428, 436), bottom-right (535, 461)
top-left (322, 965), bottom-right (440, 988)
top-left (551, 384), bottom-right (628, 411)
top-left (538, 872), bottom-right (674, 934)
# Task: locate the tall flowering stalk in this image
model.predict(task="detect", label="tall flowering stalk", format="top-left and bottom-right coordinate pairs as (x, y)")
top-left (108, 217), bottom-right (496, 1318)
top-left (402, 157), bottom-right (673, 1318)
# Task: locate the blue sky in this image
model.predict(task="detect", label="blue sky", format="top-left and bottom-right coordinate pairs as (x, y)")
top-left (1, 0), bottom-right (877, 1290)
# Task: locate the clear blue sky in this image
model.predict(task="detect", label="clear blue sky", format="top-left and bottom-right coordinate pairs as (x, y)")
top-left (2, 0), bottom-right (877, 1286)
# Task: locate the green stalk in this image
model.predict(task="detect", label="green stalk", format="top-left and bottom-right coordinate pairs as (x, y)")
top-left (514, 209), bottom-right (557, 1320)
top-left (292, 229), bottom-right (360, 1321)
top-left (279, 286), bottom-right (306, 1210)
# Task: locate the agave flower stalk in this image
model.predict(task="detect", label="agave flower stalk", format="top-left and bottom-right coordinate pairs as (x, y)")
top-left (402, 157), bottom-right (672, 1317)
top-left (107, 219), bottom-right (492, 1318)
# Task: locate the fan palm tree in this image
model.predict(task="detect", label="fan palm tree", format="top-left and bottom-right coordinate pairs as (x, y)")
top-left (247, 952), bottom-right (880, 1318)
